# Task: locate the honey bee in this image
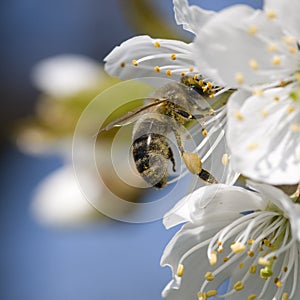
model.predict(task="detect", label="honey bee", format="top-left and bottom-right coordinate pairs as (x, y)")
top-left (99, 76), bottom-right (220, 188)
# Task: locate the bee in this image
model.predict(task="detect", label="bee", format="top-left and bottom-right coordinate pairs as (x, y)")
top-left (98, 76), bottom-right (219, 188)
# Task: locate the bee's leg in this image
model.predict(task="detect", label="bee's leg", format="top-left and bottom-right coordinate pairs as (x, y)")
top-left (168, 147), bottom-right (176, 172)
top-left (198, 169), bottom-right (218, 184)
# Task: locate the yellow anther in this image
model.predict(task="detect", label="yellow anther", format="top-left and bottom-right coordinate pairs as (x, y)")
top-left (180, 72), bottom-right (186, 77)
top-left (287, 106), bottom-right (295, 113)
top-left (176, 264), bottom-right (184, 277)
top-left (206, 82), bottom-right (213, 89)
top-left (223, 257), bottom-right (229, 262)
top-left (248, 250), bottom-right (255, 257)
top-left (283, 266), bottom-right (288, 272)
top-left (267, 43), bottom-right (278, 52)
top-left (282, 292), bottom-right (289, 300)
top-left (171, 53), bottom-right (177, 60)
top-left (197, 291), bottom-right (207, 300)
top-left (189, 67), bottom-right (194, 72)
top-left (132, 59), bottom-right (138, 66)
top-left (282, 36), bottom-right (295, 45)
top-left (166, 70), bottom-right (172, 76)
top-left (289, 47), bottom-right (296, 54)
top-left (202, 128), bottom-right (208, 137)
top-left (253, 89), bottom-right (264, 96)
top-left (234, 110), bottom-right (244, 121)
top-left (248, 25), bottom-right (258, 35)
top-left (247, 143), bottom-right (259, 150)
top-left (217, 241), bottom-right (222, 246)
top-left (249, 59), bottom-right (259, 70)
top-left (260, 109), bottom-right (268, 117)
top-left (295, 72), bottom-right (300, 81)
top-left (239, 262), bottom-right (245, 269)
top-left (248, 294), bottom-right (257, 300)
top-left (205, 272), bottom-right (215, 281)
top-left (154, 66), bottom-right (160, 73)
top-left (222, 153), bottom-right (229, 166)
top-left (263, 239), bottom-right (272, 247)
top-left (247, 239), bottom-right (255, 245)
top-left (249, 265), bottom-right (257, 274)
top-left (266, 9), bottom-right (277, 19)
top-left (231, 242), bottom-right (246, 253)
top-left (193, 74), bottom-right (199, 80)
top-left (258, 257), bottom-right (270, 266)
top-left (154, 41), bottom-right (161, 48)
top-left (273, 96), bottom-right (280, 101)
top-left (120, 62), bottom-right (126, 68)
top-left (234, 281), bottom-right (244, 291)
top-left (274, 278), bottom-right (283, 287)
top-left (235, 72), bottom-right (244, 84)
top-left (206, 290), bottom-right (217, 298)
top-left (209, 251), bottom-right (217, 266)
top-left (272, 56), bottom-right (281, 65)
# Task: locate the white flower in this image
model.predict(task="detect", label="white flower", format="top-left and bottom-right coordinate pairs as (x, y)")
top-left (32, 54), bottom-right (104, 97)
top-left (189, 2), bottom-right (300, 184)
top-left (103, 4), bottom-right (238, 186)
top-left (161, 182), bottom-right (300, 300)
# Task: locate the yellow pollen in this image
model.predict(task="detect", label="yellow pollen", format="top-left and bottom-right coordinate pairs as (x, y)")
top-left (176, 264), bottom-right (184, 277)
top-left (234, 281), bottom-right (244, 291)
top-left (248, 25), bottom-right (258, 35)
top-left (291, 124), bottom-right (300, 132)
top-left (222, 153), bottom-right (229, 166)
top-left (171, 53), bottom-right (177, 60)
top-left (235, 72), bottom-right (244, 84)
top-left (189, 67), bottom-right (194, 72)
top-left (289, 47), bottom-right (296, 54)
top-left (180, 72), bottom-right (186, 77)
top-left (258, 257), bottom-right (270, 266)
top-left (249, 59), bottom-right (259, 70)
top-left (266, 9), bottom-right (277, 19)
top-left (231, 242), bottom-right (246, 253)
top-left (287, 106), bottom-right (295, 113)
top-left (120, 62), bottom-right (126, 68)
top-left (239, 262), bottom-right (245, 269)
top-left (202, 128), bottom-right (208, 137)
top-left (217, 246), bottom-right (224, 253)
top-left (282, 36), bottom-right (295, 45)
top-left (248, 250), bottom-right (255, 257)
top-left (193, 74), bottom-right (199, 80)
top-left (154, 66), bottom-right (160, 73)
top-left (283, 266), bottom-right (288, 272)
top-left (154, 41), bottom-right (161, 48)
top-left (132, 59), bottom-right (138, 66)
top-left (267, 43), bottom-right (278, 52)
top-left (282, 292), bottom-right (289, 300)
top-left (253, 89), bottom-right (264, 96)
top-left (260, 109), bottom-right (268, 117)
top-left (166, 70), bottom-right (172, 76)
top-left (205, 272), bottom-right (215, 281)
top-left (249, 265), bottom-right (257, 274)
top-left (272, 56), bottom-right (281, 65)
top-left (209, 251), bottom-right (217, 266)
top-left (273, 96), bottom-right (280, 101)
top-left (248, 294), bottom-right (257, 300)
top-left (206, 290), bottom-right (217, 298)
top-left (247, 143), bottom-right (259, 150)
top-left (217, 241), bottom-right (222, 246)
top-left (247, 239), bottom-right (255, 245)
top-left (234, 110), bottom-right (244, 121)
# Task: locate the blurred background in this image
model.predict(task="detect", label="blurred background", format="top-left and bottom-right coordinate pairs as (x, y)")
top-left (0, 0), bottom-right (262, 299)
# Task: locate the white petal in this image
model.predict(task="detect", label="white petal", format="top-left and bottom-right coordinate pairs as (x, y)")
top-left (227, 88), bottom-right (300, 184)
top-left (104, 35), bottom-right (197, 81)
top-left (31, 54), bottom-right (104, 97)
top-left (31, 165), bottom-right (100, 226)
top-left (264, 0), bottom-right (300, 40)
top-left (163, 184), bottom-right (266, 229)
top-left (173, 0), bottom-right (216, 34)
top-left (193, 5), bottom-right (298, 87)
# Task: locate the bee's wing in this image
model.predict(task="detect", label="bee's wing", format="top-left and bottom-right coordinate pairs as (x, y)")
top-left (98, 99), bottom-right (168, 134)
